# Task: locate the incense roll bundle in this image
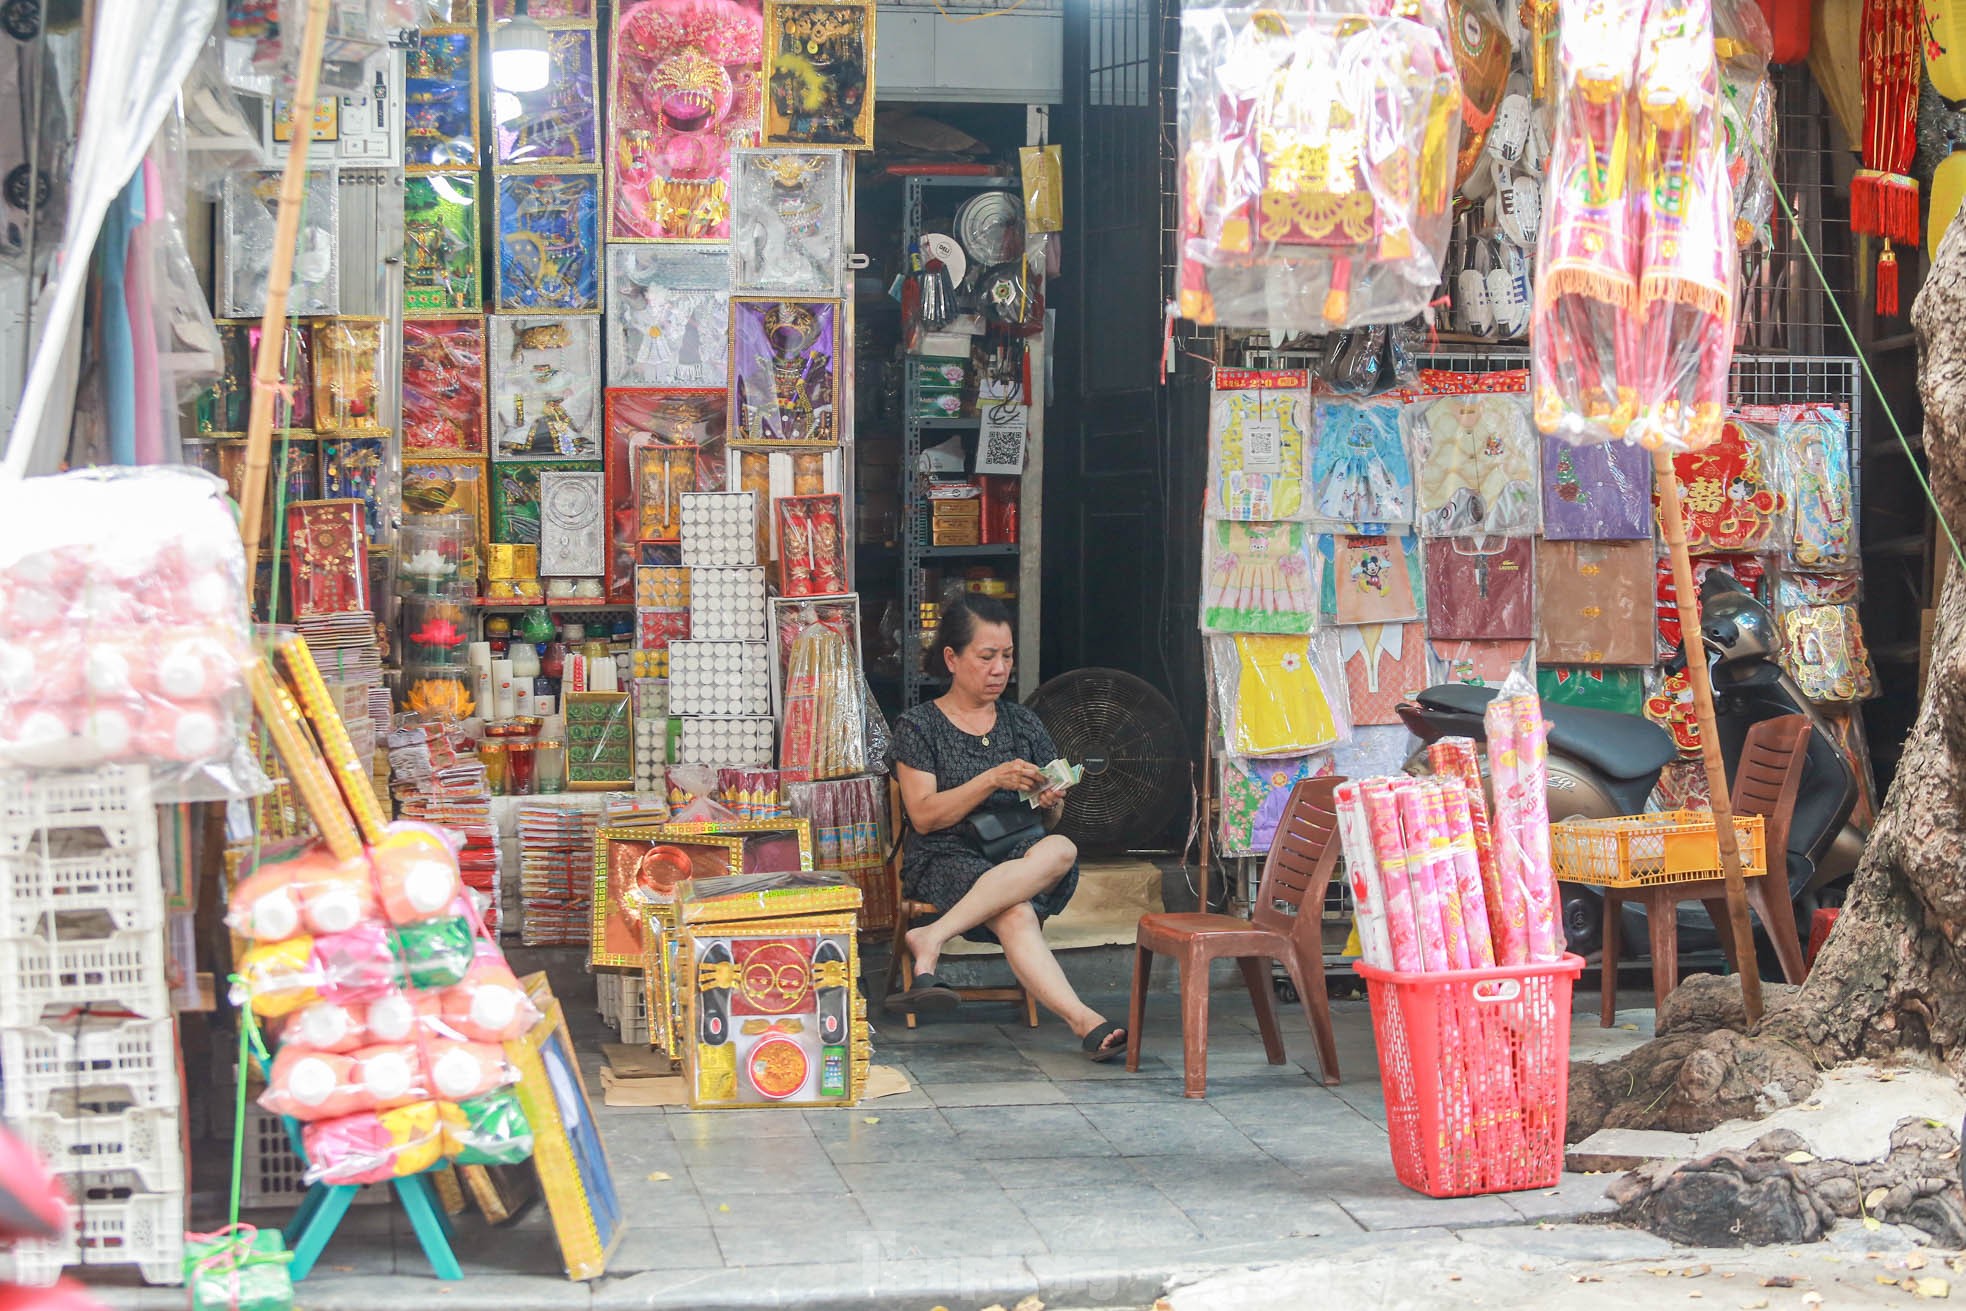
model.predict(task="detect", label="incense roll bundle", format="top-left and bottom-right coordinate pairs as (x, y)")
top-left (246, 657), bottom-right (363, 860)
top-left (1412, 782), bottom-right (1471, 970)
top-left (1333, 782), bottom-right (1396, 969)
top-left (1427, 737), bottom-right (1511, 955)
top-left (1358, 779), bottom-right (1424, 971)
top-left (1387, 781), bottom-right (1451, 972)
top-left (1439, 781), bottom-right (1496, 968)
top-left (273, 632), bottom-right (389, 846)
top-left (1510, 696), bottom-right (1564, 962)
top-left (1481, 697), bottom-right (1535, 966)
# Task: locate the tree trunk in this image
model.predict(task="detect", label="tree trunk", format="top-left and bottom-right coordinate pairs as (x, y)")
top-left (1570, 210), bottom-right (1966, 1141)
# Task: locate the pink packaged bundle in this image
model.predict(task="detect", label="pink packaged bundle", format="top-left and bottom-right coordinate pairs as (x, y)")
top-left (236, 937), bottom-right (322, 1018)
top-left (370, 823), bottom-right (464, 926)
top-left (228, 847), bottom-right (380, 944)
top-left (364, 989), bottom-right (443, 1045)
top-left (313, 923), bottom-right (399, 997)
top-left (0, 467), bottom-right (263, 800)
top-left (434, 944), bottom-right (539, 1044)
top-left (283, 998), bottom-right (378, 1054)
top-left (301, 1101), bottom-right (450, 1187)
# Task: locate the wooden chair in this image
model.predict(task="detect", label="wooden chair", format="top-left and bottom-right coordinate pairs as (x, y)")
top-left (881, 777), bottom-right (1039, 1029)
top-left (1126, 776), bottom-right (1344, 1098)
top-left (1599, 714), bottom-right (1813, 1025)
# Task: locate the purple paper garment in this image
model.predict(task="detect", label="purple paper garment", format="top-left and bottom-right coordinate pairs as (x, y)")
top-left (1540, 434), bottom-right (1652, 540)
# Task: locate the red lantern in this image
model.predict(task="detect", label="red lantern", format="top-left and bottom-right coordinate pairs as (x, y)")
top-left (1755, 0), bottom-right (1812, 62)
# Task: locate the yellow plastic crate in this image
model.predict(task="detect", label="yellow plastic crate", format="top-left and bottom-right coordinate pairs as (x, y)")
top-left (1549, 810), bottom-right (1767, 888)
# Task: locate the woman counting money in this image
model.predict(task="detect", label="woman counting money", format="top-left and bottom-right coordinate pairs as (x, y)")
top-left (887, 593), bottom-right (1124, 1062)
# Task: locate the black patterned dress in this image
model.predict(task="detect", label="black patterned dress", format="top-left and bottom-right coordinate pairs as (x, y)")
top-left (892, 699), bottom-right (1080, 944)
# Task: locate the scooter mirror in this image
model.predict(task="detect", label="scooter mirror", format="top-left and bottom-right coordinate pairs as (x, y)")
top-left (1698, 571), bottom-right (1780, 667)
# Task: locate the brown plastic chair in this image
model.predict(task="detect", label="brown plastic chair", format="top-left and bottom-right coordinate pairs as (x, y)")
top-left (1599, 714), bottom-right (1813, 1025)
top-left (1126, 776), bottom-right (1344, 1097)
top-left (881, 777), bottom-right (1039, 1029)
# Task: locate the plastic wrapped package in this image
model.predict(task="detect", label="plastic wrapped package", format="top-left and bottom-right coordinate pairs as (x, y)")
top-left (780, 616), bottom-right (868, 784)
top-left (1655, 412), bottom-right (1783, 551)
top-left (1538, 664), bottom-right (1646, 714)
top-left (1529, 0), bottom-right (1644, 444)
top-left (1627, 0), bottom-right (1737, 450)
top-left (1779, 605), bottom-right (1875, 703)
top-left (0, 467), bottom-right (264, 800)
top-left (1540, 431), bottom-right (1653, 539)
top-left (1021, 144), bottom-right (1064, 233)
top-left (1774, 569), bottom-right (1861, 609)
top-left (392, 915), bottom-right (476, 989)
top-left (228, 846), bottom-right (378, 942)
top-left (445, 1089), bottom-right (535, 1166)
top-left (1407, 390), bottom-right (1541, 537)
top-left (221, 167), bottom-right (338, 317)
top-left (1177, 5), bottom-right (1461, 330)
top-left (1317, 532), bottom-right (1425, 625)
top-left (314, 921), bottom-right (400, 994)
top-left (1425, 637), bottom-right (1535, 690)
top-left (1771, 405), bottom-right (1855, 570)
top-left (302, 1100), bottom-right (450, 1186)
top-left (1535, 539), bottom-right (1655, 665)
top-left (1218, 752), bottom-right (1335, 856)
top-left (434, 942), bottom-right (541, 1043)
top-left (1208, 632), bottom-right (1350, 757)
top-left (371, 821), bottom-right (466, 925)
top-left (1716, 0), bottom-right (1776, 251)
top-left (237, 936), bottom-right (322, 1017)
top-left (262, 1041), bottom-right (429, 1122)
top-left (1422, 536), bottom-right (1534, 640)
top-left (1207, 370), bottom-right (1311, 520)
top-left (1201, 521), bottom-right (1318, 635)
top-left (1309, 398), bottom-right (1414, 529)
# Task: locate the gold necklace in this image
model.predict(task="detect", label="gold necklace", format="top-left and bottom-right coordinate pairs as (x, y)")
top-left (944, 700), bottom-right (994, 746)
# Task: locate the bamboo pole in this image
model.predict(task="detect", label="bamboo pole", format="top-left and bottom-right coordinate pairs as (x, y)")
top-left (1653, 447), bottom-right (1763, 1023)
top-left (238, 0), bottom-right (333, 604)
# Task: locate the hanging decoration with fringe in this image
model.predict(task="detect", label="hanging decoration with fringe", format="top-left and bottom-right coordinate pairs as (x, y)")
top-left (1852, 0), bottom-right (1921, 316)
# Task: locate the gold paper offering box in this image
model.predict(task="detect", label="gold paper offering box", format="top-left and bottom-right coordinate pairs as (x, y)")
top-left (677, 869), bottom-right (864, 925)
top-left (679, 913), bottom-right (869, 1109)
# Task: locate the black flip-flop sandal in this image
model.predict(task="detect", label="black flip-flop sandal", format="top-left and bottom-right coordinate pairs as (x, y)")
top-left (1082, 1020), bottom-right (1126, 1064)
top-left (887, 972), bottom-right (960, 1012)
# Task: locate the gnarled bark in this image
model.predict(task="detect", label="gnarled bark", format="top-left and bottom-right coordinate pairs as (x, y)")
top-left (1569, 207), bottom-right (1966, 1142)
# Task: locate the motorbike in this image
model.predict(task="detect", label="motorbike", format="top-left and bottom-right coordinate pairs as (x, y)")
top-left (1396, 572), bottom-right (1867, 962)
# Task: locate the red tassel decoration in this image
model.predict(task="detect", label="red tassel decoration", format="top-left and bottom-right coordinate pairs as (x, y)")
top-left (1878, 241), bottom-right (1900, 318)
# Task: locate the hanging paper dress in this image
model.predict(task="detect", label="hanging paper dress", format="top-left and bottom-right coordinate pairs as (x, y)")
top-left (1207, 371), bottom-right (1311, 520)
top-left (1309, 398), bottom-right (1414, 528)
top-left (1201, 521), bottom-right (1318, 634)
top-left (1540, 432), bottom-right (1653, 538)
top-left (1409, 391), bottom-right (1541, 537)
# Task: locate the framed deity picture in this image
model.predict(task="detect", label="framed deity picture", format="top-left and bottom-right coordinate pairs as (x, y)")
top-left (608, 0), bottom-right (765, 240)
top-left (311, 317), bottom-right (387, 433)
top-left (592, 827), bottom-right (745, 966)
top-left (286, 499), bottom-right (370, 619)
top-left (320, 437), bottom-right (388, 542)
top-left (662, 818), bottom-right (815, 876)
top-left (402, 456), bottom-right (490, 547)
top-left (495, 170), bottom-right (603, 313)
top-left (604, 388), bottom-right (730, 602)
top-left (539, 469), bottom-right (607, 577)
top-left (605, 245), bottom-right (730, 389)
top-left (495, 26), bottom-right (599, 166)
top-left (404, 29), bottom-right (479, 171)
top-left (403, 317), bottom-right (489, 455)
top-left (491, 316), bottom-right (603, 460)
top-left (199, 318), bottom-right (313, 434)
top-left (492, 458), bottom-right (602, 544)
top-left (222, 168), bottom-right (339, 317)
top-left (728, 150), bottom-right (846, 297)
top-left (404, 173), bottom-right (481, 314)
top-left (761, 0), bottom-right (875, 150)
top-left (728, 297), bottom-right (841, 448)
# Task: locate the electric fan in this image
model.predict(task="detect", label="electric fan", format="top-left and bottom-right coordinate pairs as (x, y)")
top-left (1024, 668), bottom-right (1189, 855)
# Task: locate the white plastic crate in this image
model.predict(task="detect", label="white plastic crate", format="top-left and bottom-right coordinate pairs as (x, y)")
top-left (0, 838), bottom-right (164, 939)
top-left (18, 1104), bottom-right (184, 1193)
top-left (4, 1175), bottom-right (184, 1287)
top-left (1, 1017), bottom-right (180, 1118)
top-left (0, 766), bottom-right (153, 854)
top-left (596, 969), bottom-right (621, 1024)
top-left (239, 1106), bottom-right (388, 1210)
top-left (0, 930), bottom-right (172, 1027)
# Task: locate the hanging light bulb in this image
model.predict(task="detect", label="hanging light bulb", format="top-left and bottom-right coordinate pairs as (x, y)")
top-left (492, 0), bottom-right (551, 95)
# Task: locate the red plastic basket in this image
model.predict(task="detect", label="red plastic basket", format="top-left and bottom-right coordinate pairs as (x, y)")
top-left (1354, 954), bottom-right (1585, 1199)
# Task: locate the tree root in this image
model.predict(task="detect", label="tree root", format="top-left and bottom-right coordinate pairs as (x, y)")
top-left (1608, 1119), bottom-right (1966, 1248)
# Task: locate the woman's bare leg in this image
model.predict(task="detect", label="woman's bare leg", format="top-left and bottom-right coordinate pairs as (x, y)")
top-left (905, 835), bottom-right (1077, 977)
top-left (989, 902), bottom-right (1119, 1048)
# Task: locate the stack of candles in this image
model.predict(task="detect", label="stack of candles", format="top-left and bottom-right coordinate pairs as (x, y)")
top-left (1339, 692), bottom-right (1564, 973)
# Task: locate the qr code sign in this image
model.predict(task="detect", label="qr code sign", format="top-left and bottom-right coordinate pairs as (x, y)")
top-left (977, 412), bottom-right (1026, 474)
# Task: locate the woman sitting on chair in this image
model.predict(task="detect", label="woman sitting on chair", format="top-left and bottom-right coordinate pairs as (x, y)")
top-left (889, 594), bottom-right (1127, 1062)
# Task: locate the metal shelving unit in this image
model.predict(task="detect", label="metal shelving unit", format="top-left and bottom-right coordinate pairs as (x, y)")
top-left (899, 173), bottom-right (1023, 708)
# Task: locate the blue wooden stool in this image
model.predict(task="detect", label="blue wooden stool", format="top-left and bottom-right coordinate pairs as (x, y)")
top-left (278, 1117), bottom-right (462, 1281)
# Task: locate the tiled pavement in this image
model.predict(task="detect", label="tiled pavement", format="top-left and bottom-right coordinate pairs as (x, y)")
top-left (113, 959), bottom-right (1650, 1311)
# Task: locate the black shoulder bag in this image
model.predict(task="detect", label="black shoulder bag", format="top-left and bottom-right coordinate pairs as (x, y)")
top-left (959, 806), bottom-right (1047, 864)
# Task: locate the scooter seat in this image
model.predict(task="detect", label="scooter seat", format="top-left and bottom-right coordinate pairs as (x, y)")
top-left (1413, 684), bottom-right (1677, 782)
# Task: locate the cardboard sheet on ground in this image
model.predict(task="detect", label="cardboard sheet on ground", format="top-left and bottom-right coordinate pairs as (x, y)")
top-left (599, 1057), bottom-right (910, 1107)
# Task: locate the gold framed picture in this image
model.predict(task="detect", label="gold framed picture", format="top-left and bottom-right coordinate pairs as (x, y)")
top-left (761, 0), bottom-right (875, 150)
top-left (592, 827), bottom-right (745, 967)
